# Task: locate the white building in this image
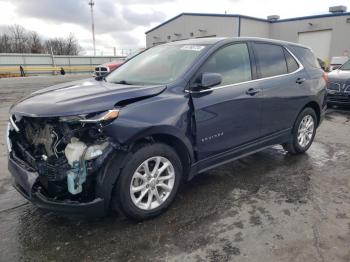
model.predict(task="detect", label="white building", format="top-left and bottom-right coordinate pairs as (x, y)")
top-left (145, 6), bottom-right (350, 63)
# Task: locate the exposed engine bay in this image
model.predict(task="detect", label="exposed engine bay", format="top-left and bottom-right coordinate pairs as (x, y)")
top-left (8, 115), bottom-right (115, 202)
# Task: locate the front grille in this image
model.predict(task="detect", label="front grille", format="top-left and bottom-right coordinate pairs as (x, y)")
top-left (327, 82), bottom-right (341, 92)
top-left (36, 157), bottom-right (70, 181)
top-left (328, 94), bottom-right (350, 102)
top-left (15, 141), bottom-right (37, 169)
top-left (95, 66), bottom-right (109, 77)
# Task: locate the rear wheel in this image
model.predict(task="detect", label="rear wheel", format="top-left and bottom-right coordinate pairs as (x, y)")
top-left (112, 143), bottom-right (182, 221)
top-left (283, 107), bottom-right (317, 154)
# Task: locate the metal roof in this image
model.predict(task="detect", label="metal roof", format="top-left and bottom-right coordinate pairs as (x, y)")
top-left (145, 12), bottom-right (350, 34)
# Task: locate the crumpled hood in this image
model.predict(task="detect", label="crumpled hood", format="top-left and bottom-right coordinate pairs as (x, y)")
top-left (10, 78), bottom-right (166, 117)
top-left (328, 70), bottom-right (350, 82)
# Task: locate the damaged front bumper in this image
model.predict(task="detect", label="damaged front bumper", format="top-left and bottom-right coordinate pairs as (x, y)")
top-left (8, 154), bottom-right (106, 216)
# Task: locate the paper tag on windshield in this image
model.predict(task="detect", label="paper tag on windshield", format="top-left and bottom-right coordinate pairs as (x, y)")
top-left (181, 45), bottom-right (205, 51)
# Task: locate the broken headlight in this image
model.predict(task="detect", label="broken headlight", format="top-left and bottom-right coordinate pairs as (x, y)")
top-left (6, 122), bottom-right (12, 152)
top-left (59, 109), bottom-right (119, 124)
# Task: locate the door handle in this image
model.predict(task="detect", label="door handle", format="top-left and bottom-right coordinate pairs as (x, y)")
top-left (246, 88), bottom-right (260, 96)
top-left (296, 78), bottom-right (306, 84)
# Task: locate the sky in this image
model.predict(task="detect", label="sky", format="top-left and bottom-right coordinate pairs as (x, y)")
top-left (0, 0), bottom-right (349, 55)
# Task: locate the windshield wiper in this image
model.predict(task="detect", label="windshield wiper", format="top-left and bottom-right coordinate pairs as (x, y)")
top-left (113, 80), bottom-right (134, 85)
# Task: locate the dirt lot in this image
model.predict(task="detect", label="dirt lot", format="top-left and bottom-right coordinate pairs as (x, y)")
top-left (0, 75), bottom-right (350, 262)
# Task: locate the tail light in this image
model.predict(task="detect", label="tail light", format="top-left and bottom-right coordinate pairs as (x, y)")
top-left (322, 72), bottom-right (329, 84)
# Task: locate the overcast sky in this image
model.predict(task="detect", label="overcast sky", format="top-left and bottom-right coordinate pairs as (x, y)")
top-left (0, 0), bottom-right (348, 55)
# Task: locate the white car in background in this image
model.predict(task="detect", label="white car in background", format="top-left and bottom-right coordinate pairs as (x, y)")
top-left (94, 49), bottom-right (146, 77)
top-left (329, 56), bottom-right (349, 71)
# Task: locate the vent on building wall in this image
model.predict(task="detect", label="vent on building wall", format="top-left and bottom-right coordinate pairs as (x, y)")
top-left (329, 5), bottom-right (347, 13)
top-left (267, 15), bottom-right (280, 21)
top-left (346, 18), bottom-right (350, 23)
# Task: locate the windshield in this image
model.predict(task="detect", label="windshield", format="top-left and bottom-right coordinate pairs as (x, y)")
top-left (339, 59), bottom-right (350, 70)
top-left (106, 44), bottom-right (208, 85)
top-left (124, 49), bottom-right (144, 61)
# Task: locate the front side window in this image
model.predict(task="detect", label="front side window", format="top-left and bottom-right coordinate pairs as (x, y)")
top-left (194, 43), bottom-right (252, 86)
top-left (106, 44), bottom-right (209, 85)
top-left (254, 43), bottom-right (288, 78)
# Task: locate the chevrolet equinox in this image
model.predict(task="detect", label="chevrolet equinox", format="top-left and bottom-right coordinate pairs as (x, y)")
top-left (7, 38), bottom-right (327, 220)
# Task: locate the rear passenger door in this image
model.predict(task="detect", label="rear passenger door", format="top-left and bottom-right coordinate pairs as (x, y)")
top-left (252, 42), bottom-right (307, 137)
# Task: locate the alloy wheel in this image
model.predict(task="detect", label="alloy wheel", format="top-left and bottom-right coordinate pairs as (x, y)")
top-left (130, 156), bottom-right (175, 210)
top-left (297, 115), bottom-right (315, 148)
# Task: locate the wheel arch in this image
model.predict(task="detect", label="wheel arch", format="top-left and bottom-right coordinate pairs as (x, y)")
top-left (130, 132), bottom-right (194, 181)
top-left (302, 101), bottom-right (321, 126)
top-left (97, 125), bottom-right (195, 212)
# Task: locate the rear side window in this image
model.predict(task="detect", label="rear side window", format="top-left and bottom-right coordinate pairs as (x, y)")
top-left (195, 43), bottom-right (252, 86)
top-left (254, 43), bottom-right (288, 78)
top-left (284, 49), bottom-right (299, 73)
top-left (289, 46), bottom-right (320, 69)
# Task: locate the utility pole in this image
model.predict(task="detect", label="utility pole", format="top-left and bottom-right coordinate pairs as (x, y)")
top-left (88, 0), bottom-right (96, 56)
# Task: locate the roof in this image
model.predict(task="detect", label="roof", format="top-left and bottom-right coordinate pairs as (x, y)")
top-left (166, 37), bottom-right (226, 45)
top-left (145, 12), bottom-right (350, 34)
top-left (164, 37), bottom-right (310, 49)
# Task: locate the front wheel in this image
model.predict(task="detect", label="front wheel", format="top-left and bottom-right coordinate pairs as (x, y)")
top-left (283, 107), bottom-right (317, 154)
top-left (112, 143), bottom-right (182, 221)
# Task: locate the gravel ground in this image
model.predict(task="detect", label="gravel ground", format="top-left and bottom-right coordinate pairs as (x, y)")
top-left (0, 75), bottom-right (350, 262)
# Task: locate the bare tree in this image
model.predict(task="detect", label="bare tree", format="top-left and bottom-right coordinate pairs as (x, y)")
top-left (45, 38), bottom-right (65, 55)
top-left (65, 33), bottom-right (80, 55)
top-left (0, 25), bottom-right (80, 55)
top-left (0, 33), bottom-right (11, 53)
top-left (27, 31), bottom-right (43, 53)
top-left (45, 34), bottom-right (80, 55)
top-left (8, 25), bottom-right (29, 53)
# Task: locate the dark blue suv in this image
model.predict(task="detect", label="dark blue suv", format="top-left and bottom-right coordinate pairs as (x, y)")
top-left (7, 37), bottom-right (327, 220)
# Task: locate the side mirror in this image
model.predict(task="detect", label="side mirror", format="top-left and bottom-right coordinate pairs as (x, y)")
top-left (200, 73), bottom-right (222, 89)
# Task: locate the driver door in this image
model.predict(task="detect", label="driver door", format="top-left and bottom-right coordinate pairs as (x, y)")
top-left (190, 43), bottom-right (263, 160)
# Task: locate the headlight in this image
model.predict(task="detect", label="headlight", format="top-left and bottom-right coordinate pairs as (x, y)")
top-left (59, 109), bottom-right (119, 124)
top-left (80, 109), bottom-right (119, 123)
top-left (59, 115), bottom-right (86, 123)
top-left (84, 142), bottom-right (109, 160)
top-left (6, 123), bottom-right (12, 152)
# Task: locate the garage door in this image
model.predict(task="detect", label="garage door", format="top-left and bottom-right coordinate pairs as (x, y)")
top-left (298, 30), bottom-right (332, 62)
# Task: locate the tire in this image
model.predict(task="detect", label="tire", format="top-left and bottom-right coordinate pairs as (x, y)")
top-left (111, 143), bottom-right (182, 221)
top-left (282, 107), bottom-right (317, 155)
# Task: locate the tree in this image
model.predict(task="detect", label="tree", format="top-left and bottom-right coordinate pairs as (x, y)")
top-left (65, 33), bottom-right (80, 55)
top-left (8, 25), bottom-right (28, 53)
top-left (45, 34), bottom-right (80, 55)
top-left (0, 33), bottom-right (11, 53)
top-left (0, 25), bottom-right (80, 55)
top-left (27, 31), bottom-right (43, 53)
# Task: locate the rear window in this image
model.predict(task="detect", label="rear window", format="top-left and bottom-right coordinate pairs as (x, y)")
top-left (253, 43), bottom-right (288, 78)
